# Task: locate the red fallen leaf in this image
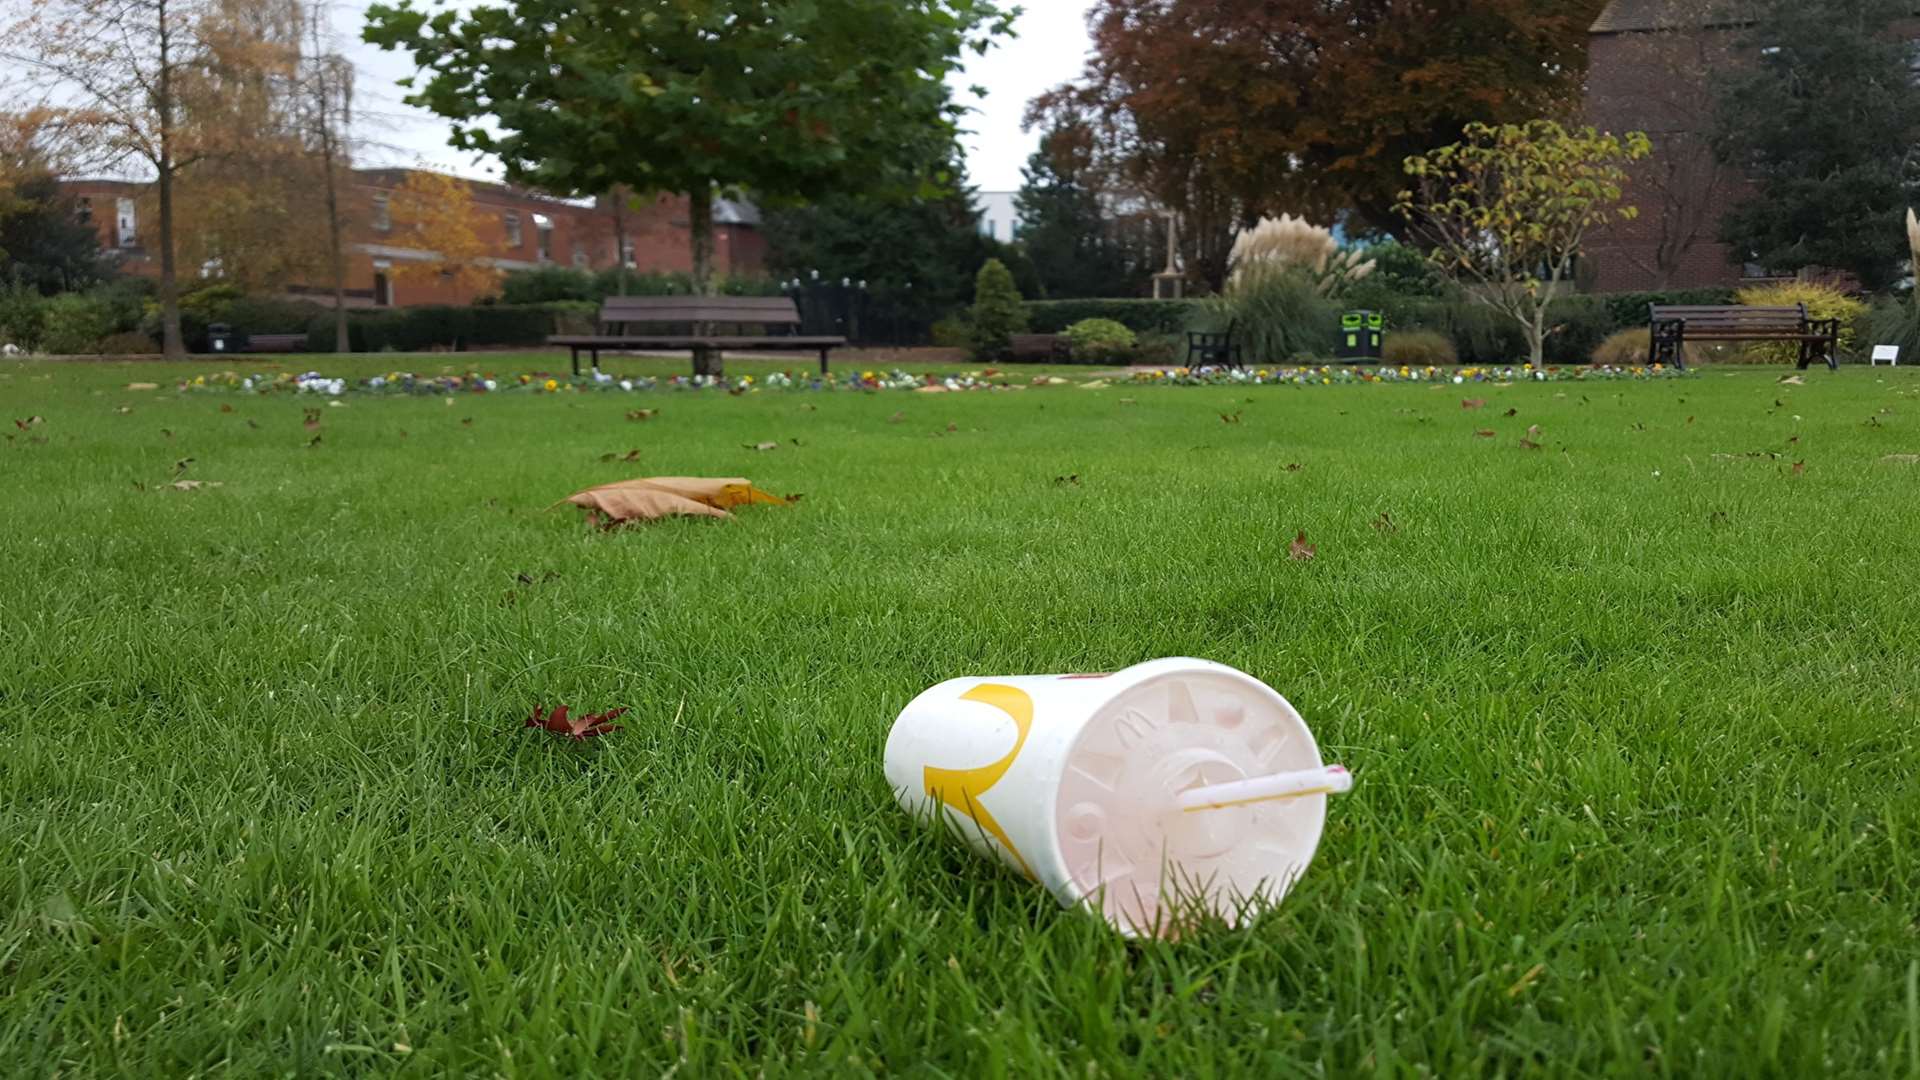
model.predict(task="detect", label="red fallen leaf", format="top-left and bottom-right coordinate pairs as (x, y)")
top-left (13, 416), bottom-right (43, 430)
top-left (303, 408), bottom-right (322, 431)
top-left (1288, 530), bottom-right (1316, 561)
top-left (1461, 398), bottom-right (1486, 410)
top-left (219, 403), bottom-right (234, 413)
top-left (526, 704), bottom-right (626, 741)
top-left (1791, 460), bottom-right (1805, 476)
top-left (1474, 429), bottom-right (1496, 438)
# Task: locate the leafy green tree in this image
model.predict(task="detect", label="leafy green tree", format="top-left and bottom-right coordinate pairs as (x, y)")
top-left (1399, 120), bottom-right (1649, 366)
top-left (1713, 0), bottom-right (1920, 290)
top-left (0, 172), bottom-right (110, 294)
top-left (1015, 125), bottom-right (1146, 299)
top-left (365, 0), bottom-right (1016, 317)
top-left (967, 257), bottom-right (1027, 360)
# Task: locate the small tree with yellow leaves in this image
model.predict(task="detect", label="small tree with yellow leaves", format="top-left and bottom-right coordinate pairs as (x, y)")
top-left (389, 169), bottom-right (500, 298)
top-left (1398, 121), bottom-right (1650, 367)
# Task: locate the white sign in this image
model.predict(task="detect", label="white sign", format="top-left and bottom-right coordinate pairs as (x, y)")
top-left (1872, 345), bottom-right (1899, 366)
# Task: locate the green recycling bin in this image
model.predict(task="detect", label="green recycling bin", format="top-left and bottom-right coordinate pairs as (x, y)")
top-left (1337, 311), bottom-right (1383, 361)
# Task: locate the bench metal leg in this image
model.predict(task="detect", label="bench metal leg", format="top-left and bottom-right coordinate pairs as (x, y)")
top-left (570, 346), bottom-right (580, 377)
top-left (819, 348), bottom-right (830, 376)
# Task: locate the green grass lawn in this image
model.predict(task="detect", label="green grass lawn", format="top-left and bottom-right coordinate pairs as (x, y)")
top-left (3, 355), bottom-right (1918, 1076)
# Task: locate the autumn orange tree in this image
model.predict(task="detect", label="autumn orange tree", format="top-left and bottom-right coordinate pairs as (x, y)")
top-left (387, 169), bottom-right (499, 298)
top-left (1398, 120), bottom-right (1650, 368)
top-left (1031, 0), bottom-right (1607, 288)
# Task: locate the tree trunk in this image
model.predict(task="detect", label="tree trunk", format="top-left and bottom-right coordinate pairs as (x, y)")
top-left (322, 149), bottom-right (348, 353)
top-left (1529, 307), bottom-right (1546, 369)
top-left (155, 0), bottom-right (185, 359)
top-left (689, 183), bottom-right (714, 296)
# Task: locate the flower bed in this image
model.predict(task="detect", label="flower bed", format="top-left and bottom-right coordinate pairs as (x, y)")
top-left (176, 362), bottom-right (1687, 397)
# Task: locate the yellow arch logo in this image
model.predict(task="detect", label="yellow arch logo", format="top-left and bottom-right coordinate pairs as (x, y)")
top-left (924, 683), bottom-right (1037, 880)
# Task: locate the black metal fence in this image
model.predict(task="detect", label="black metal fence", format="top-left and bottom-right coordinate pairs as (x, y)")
top-left (783, 280), bottom-right (944, 347)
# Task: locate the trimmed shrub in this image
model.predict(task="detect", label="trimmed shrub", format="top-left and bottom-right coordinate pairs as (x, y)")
top-left (0, 285), bottom-right (48, 350)
top-left (1381, 329), bottom-right (1457, 366)
top-left (1064, 318), bottom-right (1136, 362)
top-left (968, 259), bottom-right (1028, 361)
top-left (1868, 298), bottom-right (1920, 362)
top-left (1735, 281), bottom-right (1867, 363)
top-left (306, 302), bottom-right (596, 353)
top-left (95, 330), bottom-right (158, 354)
top-left (40, 292), bottom-right (120, 354)
top-left (502, 266), bottom-right (786, 304)
top-left (1025, 298), bottom-right (1202, 335)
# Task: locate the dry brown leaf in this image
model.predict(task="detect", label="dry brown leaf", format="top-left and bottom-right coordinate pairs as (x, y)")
top-left (1790, 460), bottom-right (1805, 476)
top-left (1220, 410), bottom-right (1242, 424)
top-left (1372, 511), bottom-right (1398, 533)
top-left (626, 409), bottom-right (657, 421)
top-left (1288, 531), bottom-right (1317, 561)
top-left (1881, 453), bottom-right (1920, 464)
top-left (558, 476), bottom-right (790, 526)
top-left (1519, 438), bottom-right (1542, 451)
top-left (219, 403), bottom-right (234, 413)
top-left (126, 382), bottom-right (158, 391)
top-left (1284, 462), bottom-right (1304, 472)
top-left (1474, 429), bottom-right (1496, 438)
top-left (1461, 398), bottom-right (1486, 410)
top-left (745, 441), bottom-right (779, 451)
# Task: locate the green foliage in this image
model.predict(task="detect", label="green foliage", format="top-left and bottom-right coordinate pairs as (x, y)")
top-left (39, 292), bottom-right (122, 354)
top-left (365, 0), bottom-right (1015, 290)
top-left (1380, 329), bottom-right (1457, 367)
top-left (1339, 239), bottom-right (1449, 310)
top-left (929, 315), bottom-right (971, 350)
top-left (1591, 328), bottom-right (1686, 367)
top-left (500, 267), bottom-right (782, 305)
top-left (0, 171), bottom-right (112, 294)
top-left (0, 284), bottom-right (48, 349)
top-left (1400, 119), bottom-right (1651, 365)
top-left (966, 259), bottom-right (1028, 361)
top-left (1023, 299), bottom-right (1203, 335)
top-left (1063, 318), bottom-right (1137, 363)
top-left (306, 303), bottom-right (597, 353)
top-left (1205, 265), bottom-right (1338, 364)
top-left (1015, 126), bottom-right (1150, 300)
top-left (1735, 281), bottom-right (1868, 363)
top-left (1714, 0), bottom-right (1920, 290)
top-left (1867, 298), bottom-right (1920, 361)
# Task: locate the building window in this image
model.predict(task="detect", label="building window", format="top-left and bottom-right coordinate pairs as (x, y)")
top-left (116, 197), bottom-right (136, 247)
top-left (533, 213), bottom-right (553, 261)
top-left (504, 211), bottom-right (522, 248)
top-left (371, 193), bottom-right (390, 232)
top-left (76, 197), bottom-right (92, 224)
top-left (373, 259), bottom-right (393, 306)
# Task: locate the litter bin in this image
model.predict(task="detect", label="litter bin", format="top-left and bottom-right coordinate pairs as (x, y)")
top-left (1336, 311), bottom-right (1383, 361)
top-left (208, 323), bottom-right (237, 354)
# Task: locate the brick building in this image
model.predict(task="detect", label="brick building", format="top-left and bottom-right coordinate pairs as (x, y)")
top-left (1585, 0), bottom-right (1920, 291)
top-left (63, 168), bottom-right (765, 307)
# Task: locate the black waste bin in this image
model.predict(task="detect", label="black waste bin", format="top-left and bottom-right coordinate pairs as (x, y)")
top-left (208, 323), bottom-right (238, 354)
top-left (1336, 311), bottom-right (1383, 361)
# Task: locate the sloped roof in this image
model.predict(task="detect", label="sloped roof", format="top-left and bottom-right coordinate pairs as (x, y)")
top-left (1590, 0), bottom-right (1756, 33)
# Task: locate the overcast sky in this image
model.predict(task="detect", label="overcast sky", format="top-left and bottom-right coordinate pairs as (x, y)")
top-left (341, 1), bottom-right (1095, 195)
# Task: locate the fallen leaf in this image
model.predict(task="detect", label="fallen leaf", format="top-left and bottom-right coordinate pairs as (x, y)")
top-left (1118, 397), bottom-right (1137, 406)
top-left (784, 492), bottom-right (805, 503)
top-left (745, 441), bottom-right (778, 451)
top-left (13, 416), bottom-right (43, 430)
top-left (1790, 460), bottom-right (1805, 476)
top-left (246, 419), bottom-right (259, 429)
top-left (945, 422), bottom-right (958, 433)
top-left (172, 457), bottom-right (193, 476)
top-left (165, 479), bottom-right (223, 491)
top-left (1779, 375), bottom-right (1805, 385)
top-left (1372, 511), bottom-right (1398, 533)
top-left (1526, 424), bottom-right (1542, 439)
top-left (1079, 379), bottom-right (1109, 390)
top-left (461, 417), bottom-right (474, 427)
top-left (1880, 453), bottom-right (1920, 464)
top-left (1686, 416), bottom-right (1695, 425)
top-left (599, 450), bottom-right (643, 463)
top-left (306, 434), bottom-right (322, 448)
top-left (525, 704), bottom-right (625, 741)
top-left (1474, 429), bottom-right (1496, 438)
top-left (887, 411), bottom-right (905, 424)
top-left (115, 406), bottom-right (132, 415)
top-left (1288, 531), bottom-right (1317, 561)
top-left (626, 409), bottom-right (657, 421)
top-left (1709, 509), bottom-right (1729, 526)
top-left (558, 476), bottom-right (790, 526)
top-left (126, 382), bottom-right (158, 391)
top-left (160, 428), bottom-right (173, 440)
top-left (1054, 474), bottom-right (1081, 487)
top-left (1220, 411), bottom-right (1242, 424)
top-left (1503, 407), bottom-right (1517, 417)
top-left (302, 408), bottom-right (322, 431)
top-left (1519, 438), bottom-right (1542, 451)
top-left (219, 403), bottom-right (234, 413)
top-left (1284, 462), bottom-right (1304, 472)
top-left (1461, 398), bottom-right (1486, 410)
top-left (327, 401), bottom-right (345, 408)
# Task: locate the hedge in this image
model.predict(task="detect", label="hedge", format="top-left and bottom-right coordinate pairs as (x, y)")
top-left (1021, 288), bottom-right (1743, 364)
top-left (306, 302), bottom-right (598, 352)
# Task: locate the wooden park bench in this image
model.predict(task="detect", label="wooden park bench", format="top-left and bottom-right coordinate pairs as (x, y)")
top-left (548, 295), bottom-right (847, 377)
top-left (242, 332), bottom-right (308, 353)
top-left (1009, 333), bottom-right (1070, 362)
top-left (1186, 324), bottom-right (1243, 368)
top-left (1648, 303), bottom-right (1840, 371)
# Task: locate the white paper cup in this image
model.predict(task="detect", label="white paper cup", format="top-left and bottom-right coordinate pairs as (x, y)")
top-left (884, 657), bottom-right (1348, 937)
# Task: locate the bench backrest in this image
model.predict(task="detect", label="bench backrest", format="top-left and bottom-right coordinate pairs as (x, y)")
top-left (1650, 304), bottom-right (1807, 328)
top-left (599, 295), bottom-right (800, 329)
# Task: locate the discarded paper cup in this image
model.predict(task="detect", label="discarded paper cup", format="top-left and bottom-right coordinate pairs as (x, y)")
top-left (884, 657), bottom-right (1350, 937)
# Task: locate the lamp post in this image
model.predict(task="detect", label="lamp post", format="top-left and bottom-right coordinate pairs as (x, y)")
top-left (1152, 210), bottom-right (1184, 300)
